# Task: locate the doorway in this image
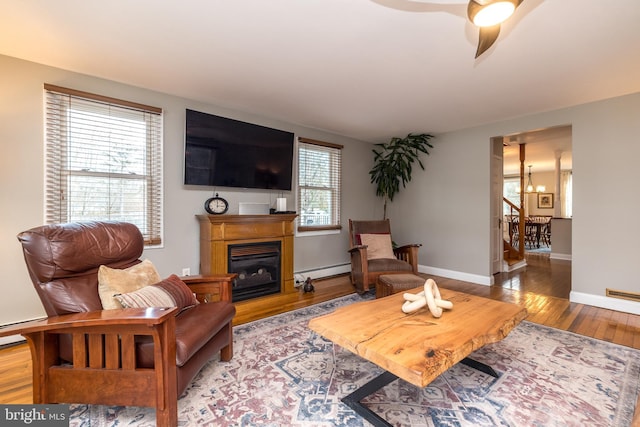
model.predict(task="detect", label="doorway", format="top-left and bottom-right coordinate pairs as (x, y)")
top-left (492, 125), bottom-right (573, 297)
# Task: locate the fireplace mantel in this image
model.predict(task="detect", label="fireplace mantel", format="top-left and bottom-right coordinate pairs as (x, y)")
top-left (197, 214), bottom-right (297, 296)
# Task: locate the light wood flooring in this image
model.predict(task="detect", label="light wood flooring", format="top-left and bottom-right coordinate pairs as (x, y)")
top-left (2, 253), bottom-right (640, 407)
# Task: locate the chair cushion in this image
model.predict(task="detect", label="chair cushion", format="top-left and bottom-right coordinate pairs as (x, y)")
top-left (17, 221), bottom-right (145, 316)
top-left (114, 274), bottom-right (198, 311)
top-left (17, 221), bottom-right (144, 284)
top-left (377, 273), bottom-right (426, 298)
top-left (360, 233), bottom-right (395, 259)
top-left (136, 301), bottom-right (236, 367)
top-left (98, 259), bottom-right (161, 309)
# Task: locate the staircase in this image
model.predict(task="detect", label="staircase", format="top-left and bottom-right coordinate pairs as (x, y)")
top-left (503, 198), bottom-right (525, 269)
top-left (502, 143), bottom-right (527, 270)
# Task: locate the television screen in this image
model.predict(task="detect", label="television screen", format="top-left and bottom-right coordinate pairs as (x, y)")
top-left (184, 109), bottom-right (294, 191)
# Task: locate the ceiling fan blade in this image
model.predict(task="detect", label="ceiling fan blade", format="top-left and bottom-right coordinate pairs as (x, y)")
top-left (475, 24), bottom-right (501, 58)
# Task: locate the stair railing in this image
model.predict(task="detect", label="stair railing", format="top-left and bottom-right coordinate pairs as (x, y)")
top-left (503, 198), bottom-right (525, 259)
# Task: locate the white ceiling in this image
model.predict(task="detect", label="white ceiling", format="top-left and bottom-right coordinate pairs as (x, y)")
top-left (502, 125), bottom-right (572, 175)
top-left (1, 1), bottom-right (639, 170)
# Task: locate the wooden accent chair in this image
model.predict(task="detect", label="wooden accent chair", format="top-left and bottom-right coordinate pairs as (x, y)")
top-left (348, 219), bottom-right (421, 293)
top-left (0, 221), bottom-right (236, 427)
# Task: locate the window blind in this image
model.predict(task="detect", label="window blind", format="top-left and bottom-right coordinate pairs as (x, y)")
top-left (44, 84), bottom-right (163, 245)
top-left (297, 137), bottom-right (342, 232)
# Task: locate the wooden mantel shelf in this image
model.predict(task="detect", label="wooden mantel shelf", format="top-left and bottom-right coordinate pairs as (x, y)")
top-left (196, 214), bottom-right (297, 295)
top-left (197, 214), bottom-right (298, 223)
top-left (197, 214), bottom-right (297, 237)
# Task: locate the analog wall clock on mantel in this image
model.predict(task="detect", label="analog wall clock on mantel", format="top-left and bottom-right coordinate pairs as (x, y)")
top-left (204, 193), bottom-right (229, 215)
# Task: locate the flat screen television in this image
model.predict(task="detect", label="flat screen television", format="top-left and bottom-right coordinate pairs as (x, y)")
top-left (184, 109), bottom-right (294, 191)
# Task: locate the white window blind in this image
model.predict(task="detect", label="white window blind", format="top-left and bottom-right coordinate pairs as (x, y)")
top-left (44, 84), bottom-right (163, 245)
top-left (297, 137), bottom-right (342, 232)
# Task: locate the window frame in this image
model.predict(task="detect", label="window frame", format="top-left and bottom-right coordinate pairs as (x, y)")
top-left (503, 175), bottom-right (522, 213)
top-left (44, 84), bottom-right (163, 246)
top-left (296, 137), bottom-right (343, 233)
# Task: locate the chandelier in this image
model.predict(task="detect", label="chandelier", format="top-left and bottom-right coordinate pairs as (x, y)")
top-left (525, 165), bottom-right (545, 193)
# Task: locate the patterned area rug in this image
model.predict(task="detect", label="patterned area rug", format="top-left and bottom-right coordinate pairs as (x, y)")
top-left (526, 246), bottom-right (551, 254)
top-left (69, 293), bottom-right (640, 426)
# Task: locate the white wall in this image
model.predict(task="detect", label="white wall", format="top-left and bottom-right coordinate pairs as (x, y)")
top-left (389, 91), bottom-right (640, 314)
top-left (387, 128), bottom-right (491, 282)
top-left (569, 94), bottom-right (640, 313)
top-left (0, 54), bottom-right (379, 327)
top-left (526, 171), bottom-right (557, 217)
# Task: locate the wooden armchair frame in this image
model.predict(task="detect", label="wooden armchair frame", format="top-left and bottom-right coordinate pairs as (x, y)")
top-left (348, 219), bottom-right (421, 293)
top-left (0, 275), bottom-right (234, 427)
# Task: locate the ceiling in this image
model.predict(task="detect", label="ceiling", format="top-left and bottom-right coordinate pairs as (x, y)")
top-left (1, 1), bottom-right (639, 150)
top-left (502, 125), bottom-right (572, 175)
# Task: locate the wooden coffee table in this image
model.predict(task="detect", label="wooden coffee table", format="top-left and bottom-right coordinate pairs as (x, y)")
top-left (308, 287), bottom-right (527, 426)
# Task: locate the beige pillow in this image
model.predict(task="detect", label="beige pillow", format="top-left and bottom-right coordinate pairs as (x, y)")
top-left (360, 233), bottom-right (395, 260)
top-left (98, 259), bottom-right (162, 309)
top-left (114, 274), bottom-right (198, 311)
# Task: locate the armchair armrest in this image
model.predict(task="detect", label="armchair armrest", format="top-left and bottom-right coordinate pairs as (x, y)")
top-left (393, 243), bottom-right (421, 273)
top-left (0, 307), bottom-right (180, 410)
top-left (348, 244), bottom-right (368, 254)
top-left (0, 307), bottom-right (178, 338)
top-left (394, 243), bottom-right (422, 251)
top-left (182, 274), bottom-right (237, 303)
top-left (348, 245), bottom-right (369, 292)
top-left (348, 245), bottom-right (368, 268)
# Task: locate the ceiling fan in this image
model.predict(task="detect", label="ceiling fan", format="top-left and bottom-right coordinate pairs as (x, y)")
top-left (467, 0), bottom-right (524, 58)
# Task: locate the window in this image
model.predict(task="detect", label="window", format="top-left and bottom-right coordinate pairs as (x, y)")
top-left (503, 176), bottom-right (522, 215)
top-left (44, 84), bottom-right (163, 245)
top-left (297, 137), bottom-right (342, 232)
top-left (561, 170), bottom-right (573, 218)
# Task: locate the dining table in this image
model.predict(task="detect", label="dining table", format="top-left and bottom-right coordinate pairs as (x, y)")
top-left (509, 216), bottom-right (549, 248)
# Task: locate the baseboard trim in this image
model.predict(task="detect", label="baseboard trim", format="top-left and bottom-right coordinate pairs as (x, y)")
top-left (503, 259), bottom-right (527, 272)
top-left (419, 265), bottom-right (493, 286)
top-left (311, 263), bottom-right (494, 287)
top-left (0, 336), bottom-right (26, 347)
top-left (295, 264), bottom-right (351, 283)
top-left (570, 291), bottom-right (640, 315)
top-left (550, 252), bottom-right (572, 261)
top-left (0, 316), bottom-right (47, 346)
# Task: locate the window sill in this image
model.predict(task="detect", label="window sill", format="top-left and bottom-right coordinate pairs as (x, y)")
top-left (296, 227), bottom-right (341, 237)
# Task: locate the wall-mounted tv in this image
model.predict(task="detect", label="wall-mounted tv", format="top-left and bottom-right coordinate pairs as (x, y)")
top-left (184, 109), bottom-right (294, 191)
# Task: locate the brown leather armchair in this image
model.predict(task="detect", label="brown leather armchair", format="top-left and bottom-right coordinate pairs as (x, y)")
top-left (348, 219), bottom-right (421, 293)
top-left (0, 221), bottom-right (236, 427)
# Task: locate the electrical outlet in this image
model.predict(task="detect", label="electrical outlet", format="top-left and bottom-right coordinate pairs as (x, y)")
top-left (294, 274), bottom-right (306, 286)
top-left (181, 268), bottom-right (191, 276)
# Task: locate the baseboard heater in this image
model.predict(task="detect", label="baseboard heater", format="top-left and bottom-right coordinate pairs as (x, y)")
top-left (294, 263), bottom-right (350, 285)
top-left (606, 288), bottom-right (640, 303)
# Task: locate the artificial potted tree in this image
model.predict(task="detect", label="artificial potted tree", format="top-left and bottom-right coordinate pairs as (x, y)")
top-left (369, 133), bottom-right (434, 219)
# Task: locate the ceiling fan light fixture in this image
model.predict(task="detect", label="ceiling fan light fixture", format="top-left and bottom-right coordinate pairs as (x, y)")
top-left (468, 0), bottom-right (517, 27)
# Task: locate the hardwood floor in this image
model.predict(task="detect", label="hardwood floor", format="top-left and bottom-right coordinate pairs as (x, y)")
top-left (2, 254), bottom-right (639, 407)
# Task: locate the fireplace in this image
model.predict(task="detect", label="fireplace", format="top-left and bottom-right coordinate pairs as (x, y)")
top-left (228, 242), bottom-right (281, 302)
top-left (197, 214), bottom-right (297, 301)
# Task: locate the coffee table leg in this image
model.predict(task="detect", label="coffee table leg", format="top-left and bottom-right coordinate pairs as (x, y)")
top-left (460, 357), bottom-right (499, 378)
top-left (343, 360), bottom-right (498, 426)
top-left (342, 370), bottom-right (398, 427)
